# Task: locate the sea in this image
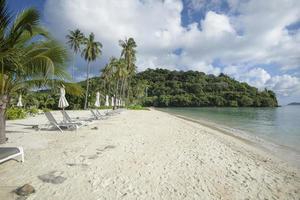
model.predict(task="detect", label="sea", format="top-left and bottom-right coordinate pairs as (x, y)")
top-left (159, 106), bottom-right (300, 167)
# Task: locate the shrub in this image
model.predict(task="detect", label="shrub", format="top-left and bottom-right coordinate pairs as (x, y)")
top-left (127, 105), bottom-right (149, 110)
top-left (26, 107), bottom-right (39, 115)
top-left (6, 107), bottom-right (27, 120)
top-left (229, 100), bottom-right (238, 107)
top-left (42, 108), bottom-right (51, 113)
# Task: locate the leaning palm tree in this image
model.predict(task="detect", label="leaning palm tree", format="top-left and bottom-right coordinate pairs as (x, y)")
top-left (81, 33), bottom-right (102, 109)
top-left (66, 29), bottom-right (84, 79)
top-left (0, 0), bottom-right (82, 144)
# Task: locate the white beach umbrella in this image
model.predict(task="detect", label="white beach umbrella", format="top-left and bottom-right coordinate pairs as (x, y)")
top-left (105, 95), bottom-right (109, 107)
top-left (94, 92), bottom-right (101, 107)
top-left (58, 85), bottom-right (69, 109)
top-left (111, 96), bottom-right (114, 107)
top-left (17, 94), bottom-right (23, 107)
top-left (118, 99), bottom-right (121, 107)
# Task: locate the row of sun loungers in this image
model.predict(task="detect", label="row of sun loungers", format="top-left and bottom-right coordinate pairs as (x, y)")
top-left (44, 109), bottom-right (113, 132)
top-left (1, 109), bottom-right (123, 164)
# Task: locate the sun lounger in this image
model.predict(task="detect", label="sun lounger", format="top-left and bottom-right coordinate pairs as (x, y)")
top-left (95, 109), bottom-right (107, 117)
top-left (90, 110), bottom-right (108, 120)
top-left (60, 110), bottom-right (92, 125)
top-left (44, 112), bottom-right (80, 133)
top-left (106, 108), bottom-right (123, 116)
top-left (0, 147), bottom-right (24, 163)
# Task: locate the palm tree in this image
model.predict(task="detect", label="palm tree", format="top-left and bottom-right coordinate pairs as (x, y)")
top-left (0, 0), bottom-right (81, 144)
top-left (66, 29), bottom-right (84, 80)
top-left (115, 58), bottom-right (127, 106)
top-left (81, 33), bottom-right (102, 110)
top-left (119, 38), bottom-right (137, 102)
top-left (101, 57), bottom-right (116, 96)
top-left (119, 37), bottom-right (137, 76)
top-left (101, 58), bottom-right (128, 109)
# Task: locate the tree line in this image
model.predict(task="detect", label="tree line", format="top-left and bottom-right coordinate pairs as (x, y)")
top-left (134, 69), bottom-right (278, 107)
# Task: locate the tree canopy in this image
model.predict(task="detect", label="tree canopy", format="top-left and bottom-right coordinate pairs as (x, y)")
top-left (135, 69), bottom-right (278, 107)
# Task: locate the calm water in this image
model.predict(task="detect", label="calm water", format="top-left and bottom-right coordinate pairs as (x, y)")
top-left (159, 106), bottom-right (300, 164)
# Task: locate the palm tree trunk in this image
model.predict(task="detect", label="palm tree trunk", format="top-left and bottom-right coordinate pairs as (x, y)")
top-left (0, 94), bottom-right (8, 144)
top-left (120, 77), bottom-right (125, 99)
top-left (114, 79), bottom-right (120, 110)
top-left (84, 62), bottom-right (90, 110)
top-left (72, 52), bottom-right (76, 80)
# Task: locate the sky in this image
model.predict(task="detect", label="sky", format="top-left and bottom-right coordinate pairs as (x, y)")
top-left (7, 0), bottom-right (300, 105)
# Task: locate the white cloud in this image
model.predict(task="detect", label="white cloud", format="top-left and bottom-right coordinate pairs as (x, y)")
top-left (44, 0), bottom-right (300, 103)
top-left (201, 11), bottom-right (235, 37)
top-left (223, 66), bottom-right (271, 89)
top-left (223, 66), bottom-right (300, 101)
top-left (267, 75), bottom-right (300, 97)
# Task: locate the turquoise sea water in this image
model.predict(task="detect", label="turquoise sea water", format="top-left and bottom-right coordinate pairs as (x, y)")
top-left (159, 106), bottom-right (300, 165)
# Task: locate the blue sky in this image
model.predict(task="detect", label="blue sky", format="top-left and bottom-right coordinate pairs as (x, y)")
top-left (7, 0), bottom-right (300, 105)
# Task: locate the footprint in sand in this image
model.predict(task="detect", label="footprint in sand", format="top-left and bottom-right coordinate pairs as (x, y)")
top-left (97, 145), bottom-right (116, 151)
top-left (38, 171), bottom-right (67, 184)
top-left (66, 163), bottom-right (89, 167)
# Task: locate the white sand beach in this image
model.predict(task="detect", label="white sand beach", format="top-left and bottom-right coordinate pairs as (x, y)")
top-left (0, 109), bottom-right (299, 199)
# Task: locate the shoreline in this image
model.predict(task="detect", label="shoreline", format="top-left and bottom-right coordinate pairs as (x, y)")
top-left (1, 109), bottom-right (300, 199)
top-left (155, 108), bottom-right (300, 168)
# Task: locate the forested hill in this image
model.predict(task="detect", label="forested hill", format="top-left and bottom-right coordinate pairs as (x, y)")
top-left (135, 68), bottom-right (278, 107)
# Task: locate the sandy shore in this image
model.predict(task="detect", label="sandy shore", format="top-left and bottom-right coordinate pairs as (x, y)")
top-left (0, 109), bottom-right (299, 199)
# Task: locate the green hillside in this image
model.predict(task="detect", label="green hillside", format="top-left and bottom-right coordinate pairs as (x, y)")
top-left (134, 68), bottom-right (278, 107)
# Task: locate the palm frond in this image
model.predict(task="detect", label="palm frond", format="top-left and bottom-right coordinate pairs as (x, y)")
top-left (0, 0), bottom-right (11, 39)
top-left (9, 8), bottom-right (40, 44)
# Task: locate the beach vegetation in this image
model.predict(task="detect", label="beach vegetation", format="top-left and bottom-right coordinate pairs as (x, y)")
top-left (26, 107), bottom-right (39, 115)
top-left (6, 107), bottom-right (27, 120)
top-left (0, 0), bottom-right (82, 144)
top-left (81, 33), bottom-right (102, 110)
top-left (127, 105), bottom-right (149, 110)
top-left (66, 29), bottom-right (84, 79)
top-left (100, 37), bottom-right (137, 109)
top-left (135, 69), bottom-right (278, 107)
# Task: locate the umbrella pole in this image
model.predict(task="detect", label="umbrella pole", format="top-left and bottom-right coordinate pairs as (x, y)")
top-left (62, 108), bottom-right (66, 122)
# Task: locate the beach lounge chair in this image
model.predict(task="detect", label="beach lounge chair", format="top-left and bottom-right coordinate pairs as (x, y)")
top-left (44, 112), bottom-right (80, 133)
top-left (90, 109), bottom-right (105, 120)
top-left (0, 147), bottom-right (24, 163)
top-left (95, 109), bottom-right (108, 117)
top-left (107, 109), bottom-right (123, 116)
top-left (60, 110), bottom-right (92, 125)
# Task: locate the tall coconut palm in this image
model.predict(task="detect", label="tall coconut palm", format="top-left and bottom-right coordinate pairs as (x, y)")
top-left (119, 37), bottom-right (137, 101)
top-left (115, 58), bottom-right (127, 105)
top-left (82, 32), bottom-right (102, 109)
top-left (0, 0), bottom-right (81, 144)
top-left (66, 29), bottom-right (84, 79)
top-left (119, 37), bottom-right (137, 76)
top-left (100, 57), bottom-right (127, 109)
top-left (101, 57), bottom-right (116, 96)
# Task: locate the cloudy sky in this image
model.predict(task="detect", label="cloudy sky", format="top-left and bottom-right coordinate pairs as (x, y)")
top-left (8, 0), bottom-right (300, 105)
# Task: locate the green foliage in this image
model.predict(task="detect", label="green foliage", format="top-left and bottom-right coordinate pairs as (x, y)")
top-left (229, 100), bottom-right (238, 107)
top-left (134, 68), bottom-right (278, 107)
top-left (6, 108), bottom-right (27, 120)
top-left (127, 105), bottom-right (149, 110)
top-left (239, 96), bottom-right (254, 107)
top-left (42, 108), bottom-right (51, 113)
top-left (25, 68), bottom-right (278, 109)
top-left (26, 107), bottom-right (39, 115)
